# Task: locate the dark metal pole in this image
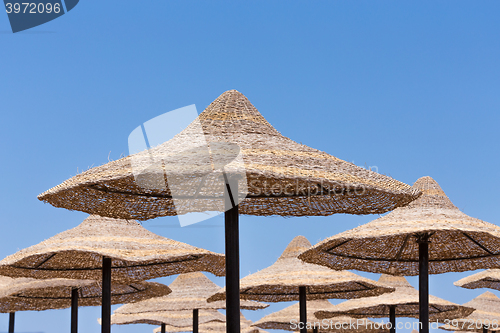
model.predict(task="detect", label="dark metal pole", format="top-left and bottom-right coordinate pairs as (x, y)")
top-left (224, 175), bottom-right (240, 333)
top-left (161, 323), bottom-right (166, 333)
top-left (193, 309), bottom-right (199, 333)
top-left (8, 312), bottom-right (14, 333)
top-left (299, 286), bottom-right (307, 333)
top-left (313, 328), bottom-right (318, 333)
top-left (389, 305), bottom-right (396, 333)
top-left (102, 257), bottom-right (112, 333)
top-left (483, 326), bottom-right (488, 333)
top-left (418, 234), bottom-right (430, 333)
top-left (71, 288), bottom-right (79, 333)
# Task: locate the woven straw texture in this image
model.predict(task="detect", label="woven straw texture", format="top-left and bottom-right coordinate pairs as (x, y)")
top-left (0, 275), bottom-right (170, 312)
top-left (152, 312), bottom-right (266, 333)
top-left (0, 215), bottom-right (224, 282)
top-left (454, 269), bottom-right (500, 291)
top-left (110, 309), bottom-right (225, 327)
top-left (315, 274), bottom-right (474, 321)
top-left (252, 299), bottom-right (387, 332)
top-left (299, 176), bottom-right (500, 276)
top-left (208, 236), bottom-right (394, 303)
top-left (38, 90), bottom-right (420, 219)
top-left (115, 272), bottom-right (267, 314)
top-left (439, 292), bottom-right (500, 332)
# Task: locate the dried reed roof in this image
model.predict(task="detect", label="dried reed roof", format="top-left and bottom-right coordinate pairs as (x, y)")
top-left (151, 312), bottom-right (266, 333)
top-left (252, 299), bottom-right (387, 332)
top-left (109, 309), bottom-right (225, 327)
top-left (299, 176), bottom-right (500, 275)
top-left (454, 269), bottom-right (500, 291)
top-left (208, 236), bottom-right (394, 303)
top-left (0, 275), bottom-right (170, 312)
top-left (115, 272), bottom-right (267, 314)
top-left (439, 292), bottom-right (500, 332)
top-left (0, 215), bottom-right (225, 282)
top-left (314, 274), bottom-right (474, 321)
top-left (38, 90), bottom-right (420, 219)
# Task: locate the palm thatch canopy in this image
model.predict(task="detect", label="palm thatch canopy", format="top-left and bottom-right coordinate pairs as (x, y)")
top-left (109, 309), bottom-right (225, 327)
top-left (314, 274), bottom-right (474, 321)
top-left (208, 236), bottom-right (394, 303)
top-left (115, 272), bottom-right (267, 314)
top-left (299, 176), bottom-right (500, 275)
top-left (455, 269), bottom-right (500, 291)
top-left (0, 276), bottom-right (170, 312)
top-left (439, 292), bottom-right (500, 332)
top-left (252, 299), bottom-right (388, 332)
top-left (38, 90), bottom-right (420, 220)
top-left (0, 215), bottom-right (225, 282)
top-left (152, 312), bottom-right (266, 333)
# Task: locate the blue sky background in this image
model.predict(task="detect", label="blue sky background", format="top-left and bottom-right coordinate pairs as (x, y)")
top-left (1, 1), bottom-right (500, 332)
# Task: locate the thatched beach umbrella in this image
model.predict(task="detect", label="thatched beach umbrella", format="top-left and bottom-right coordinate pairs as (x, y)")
top-left (108, 309), bottom-right (225, 328)
top-left (0, 215), bottom-right (224, 333)
top-left (0, 275), bottom-right (170, 333)
top-left (252, 299), bottom-right (388, 333)
top-left (37, 89), bottom-right (420, 332)
top-left (208, 236), bottom-right (394, 332)
top-left (299, 176), bottom-right (500, 333)
top-left (315, 274), bottom-right (474, 333)
top-left (114, 272), bottom-right (267, 332)
top-left (438, 292), bottom-right (500, 333)
top-left (152, 312), bottom-right (266, 333)
top-left (455, 270), bottom-right (500, 291)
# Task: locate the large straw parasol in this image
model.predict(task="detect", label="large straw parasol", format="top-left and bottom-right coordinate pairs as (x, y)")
top-left (314, 274), bottom-right (474, 332)
top-left (0, 275), bottom-right (170, 333)
top-left (152, 312), bottom-right (267, 333)
top-left (252, 299), bottom-right (388, 333)
top-left (299, 176), bottom-right (500, 333)
top-left (438, 292), bottom-right (500, 333)
top-left (208, 236), bottom-right (394, 332)
top-left (114, 272), bottom-right (267, 332)
top-left (37, 89), bottom-right (421, 332)
top-left (455, 270), bottom-right (500, 291)
top-left (0, 215), bottom-right (224, 333)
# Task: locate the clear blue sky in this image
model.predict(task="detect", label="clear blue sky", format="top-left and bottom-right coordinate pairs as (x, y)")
top-left (1, 1), bottom-right (499, 333)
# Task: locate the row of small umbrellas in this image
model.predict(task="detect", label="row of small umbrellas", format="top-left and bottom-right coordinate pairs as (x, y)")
top-left (0, 89), bottom-right (495, 333)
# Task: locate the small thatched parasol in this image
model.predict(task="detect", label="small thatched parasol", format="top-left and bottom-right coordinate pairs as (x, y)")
top-left (108, 309), bottom-right (225, 327)
top-left (208, 236), bottom-right (394, 331)
top-left (300, 177), bottom-right (500, 333)
top-left (37, 90), bottom-right (420, 332)
top-left (252, 299), bottom-right (388, 333)
top-left (0, 215), bottom-right (223, 333)
top-left (114, 272), bottom-right (267, 332)
top-left (152, 312), bottom-right (267, 333)
top-left (314, 274), bottom-right (474, 332)
top-left (0, 275), bottom-right (170, 333)
top-left (439, 292), bottom-right (500, 333)
top-left (455, 270), bottom-right (500, 291)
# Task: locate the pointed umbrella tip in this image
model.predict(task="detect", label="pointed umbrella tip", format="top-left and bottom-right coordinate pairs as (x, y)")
top-left (378, 274), bottom-right (412, 288)
top-left (278, 236), bottom-right (312, 260)
top-left (412, 176), bottom-right (447, 197)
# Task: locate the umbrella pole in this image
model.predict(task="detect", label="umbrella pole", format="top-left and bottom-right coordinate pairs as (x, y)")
top-left (161, 323), bottom-right (166, 333)
top-left (102, 257), bottom-right (112, 333)
top-left (71, 288), bottom-right (78, 333)
top-left (313, 328), bottom-right (318, 333)
top-left (8, 312), bottom-right (14, 333)
top-left (193, 309), bottom-right (199, 333)
top-left (299, 286), bottom-right (307, 333)
top-left (483, 326), bottom-right (487, 333)
top-left (418, 234), bottom-right (430, 333)
top-left (224, 176), bottom-right (240, 333)
top-left (389, 305), bottom-right (396, 333)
